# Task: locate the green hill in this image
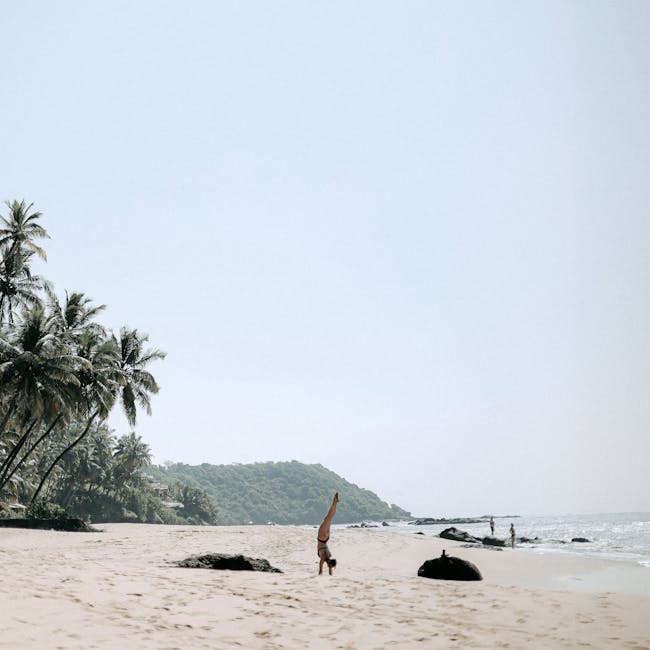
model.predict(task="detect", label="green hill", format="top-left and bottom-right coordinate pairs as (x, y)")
top-left (149, 461), bottom-right (411, 525)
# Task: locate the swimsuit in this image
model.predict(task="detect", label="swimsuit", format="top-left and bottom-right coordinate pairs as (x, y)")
top-left (317, 535), bottom-right (331, 559)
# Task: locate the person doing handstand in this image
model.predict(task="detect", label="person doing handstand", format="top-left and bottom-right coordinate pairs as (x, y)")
top-left (317, 492), bottom-right (339, 575)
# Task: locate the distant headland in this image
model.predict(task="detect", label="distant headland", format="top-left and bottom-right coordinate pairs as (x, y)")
top-left (149, 460), bottom-right (411, 525)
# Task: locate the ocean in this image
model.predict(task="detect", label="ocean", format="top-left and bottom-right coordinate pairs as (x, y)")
top-left (348, 511), bottom-right (650, 567)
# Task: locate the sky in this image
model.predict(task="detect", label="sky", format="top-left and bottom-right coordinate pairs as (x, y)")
top-left (1, 1), bottom-right (648, 517)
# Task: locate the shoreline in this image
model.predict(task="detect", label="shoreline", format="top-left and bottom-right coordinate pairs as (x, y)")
top-left (1, 523), bottom-right (648, 648)
top-left (454, 539), bottom-right (650, 597)
top-left (356, 512), bottom-right (650, 573)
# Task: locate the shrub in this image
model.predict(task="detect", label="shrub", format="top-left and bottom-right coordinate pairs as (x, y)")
top-left (26, 500), bottom-right (69, 520)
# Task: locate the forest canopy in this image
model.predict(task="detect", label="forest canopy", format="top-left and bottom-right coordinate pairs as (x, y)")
top-left (149, 460), bottom-right (412, 525)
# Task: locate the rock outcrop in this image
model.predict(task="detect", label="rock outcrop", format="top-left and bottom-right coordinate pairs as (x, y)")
top-left (418, 550), bottom-right (482, 581)
top-left (410, 517), bottom-right (486, 526)
top-left (0, 518), bottom-right (94, 532)
top-left (177, 553), bottom-right (282, 573)
top-left (439, 527), bottom-right (482, 544)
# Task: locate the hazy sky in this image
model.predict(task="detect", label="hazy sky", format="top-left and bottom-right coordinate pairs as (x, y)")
top-left (2, 1), bottom-right (648, 517)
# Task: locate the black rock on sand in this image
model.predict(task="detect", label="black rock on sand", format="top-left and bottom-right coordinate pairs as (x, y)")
top-left (177, 553), bottom-right (282, 573)
top-left (418, 550), bottom-right (482, 581)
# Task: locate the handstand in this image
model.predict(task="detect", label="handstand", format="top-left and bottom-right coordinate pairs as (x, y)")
top-left (317, 492), bottom-right (339, 575)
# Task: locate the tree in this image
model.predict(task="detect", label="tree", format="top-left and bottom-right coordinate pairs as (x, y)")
top-left (30, 327), bottom-right (121, 503)
top-left (170, 482), bottom-right (218, 524)
top-left (0, 200), bottom-right (49, 263)
top-left (31, 326), bottom-right (165, 504)
top-left (0, 307), bottom-right (84, 491)
top-left (0, 199), bottom-right (168, 521)
top-left (0, 250), bottom-right (49, 326)
top-left (113, 432), bottom-right (152, 496)
top-left (49, 291), bottom-right (107, 341)
top-left (0, 201), bottom-right (50, 326)
top-left (116, 328), bottom-right (166, 426)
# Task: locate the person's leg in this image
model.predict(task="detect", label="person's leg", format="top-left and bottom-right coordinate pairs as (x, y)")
top-left (318, 493), bottom-right (339, 539)
top-left (323, 492), bottom-right (338, 523)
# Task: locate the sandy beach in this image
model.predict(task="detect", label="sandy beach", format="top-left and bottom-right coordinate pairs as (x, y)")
top-left (1, 523), bottom-right (648, 649)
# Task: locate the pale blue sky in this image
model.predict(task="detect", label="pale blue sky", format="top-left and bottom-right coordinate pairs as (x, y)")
top-left (2, 1), bottom-right (648, 516)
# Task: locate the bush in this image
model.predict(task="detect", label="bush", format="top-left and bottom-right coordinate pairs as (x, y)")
top-left (26, 500), bottom-right (69, 520)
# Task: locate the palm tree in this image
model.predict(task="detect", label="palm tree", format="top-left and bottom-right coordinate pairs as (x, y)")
top-left (116, 328), bottom-right (166, 426)
top-left (31, 327), bottom-right (165, 504)
top-left (113, 432), bottom-right (152, 499)
top-left (0, 249), bottom-right (49, 326)
top-left (0, 201), bottom-right (50, 327)
top-left (0, 307), bottom-right (84, 491)
top-left (113, 432), bottom-right (151, 474)
top-left (55, 424), bottom-right (108, 508)
top-left (49, 291), bottom-right (107, 341)
top-left (0, 200), bottom-right (49, 265)
top-left (30, 329), bottom-right (121, 503)
top-left (0, 294), bottom-right (108, 493)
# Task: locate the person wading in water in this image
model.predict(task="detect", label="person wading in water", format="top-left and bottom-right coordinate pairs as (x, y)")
top-left (317, 492), bottom-right (339, 575)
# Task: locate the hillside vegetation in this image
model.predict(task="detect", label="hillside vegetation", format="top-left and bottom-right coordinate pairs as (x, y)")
top-left (150, 461), bottom-right (411, 525)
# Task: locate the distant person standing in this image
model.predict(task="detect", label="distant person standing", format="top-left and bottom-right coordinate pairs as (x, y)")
top-left (317, 492), bottom-right (339, 575)
top-left (489, 516), bottom-right (495, 536)
top-left (510, 523), bottom-right (516, 548)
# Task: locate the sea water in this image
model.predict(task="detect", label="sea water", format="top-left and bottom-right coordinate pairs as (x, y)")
top-left (344, 511), bottom-right (650, 567)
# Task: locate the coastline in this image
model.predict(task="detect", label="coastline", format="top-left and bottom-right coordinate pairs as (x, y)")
top-left (451, 539), bottom-right (650, 597)
top-left (1, 523), bottom-right (648, 649)
top-left (374, 511), bottom-right (650, 571)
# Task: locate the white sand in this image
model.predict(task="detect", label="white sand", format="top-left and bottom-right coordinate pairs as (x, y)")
top-left (0, 523), bottom-right (648, 649)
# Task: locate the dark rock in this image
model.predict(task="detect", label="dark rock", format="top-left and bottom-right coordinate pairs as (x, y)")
top-left (414, 531), bottom-right (425, 535)
top-left (571, 537), bottom-right (590, 543)
top-left (0, 518), bottom-right (95, 532)
top-left (382, 521), bottom-right (390, 526)
top-left (347, 522), bottom-right (378, 529)
top-left (461, 543), bottom-right (502, 551)
top-left (439, 527), bottom-right (482, 544)
top-left (519, 537), bottom-right (541, 544)
top-left (418, 550), bottom-right (482, 581)
top-left (177, 553), bottom-right (282, 573)
top-left (482, 536), bottom-right (506, 547)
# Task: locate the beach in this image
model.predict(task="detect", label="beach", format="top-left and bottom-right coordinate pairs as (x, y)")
top-left (1, 523), bottom-right (648, 649)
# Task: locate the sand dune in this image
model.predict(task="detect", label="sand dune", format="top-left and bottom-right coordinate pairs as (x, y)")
top-left (0, 523), bottom-right (648, 649)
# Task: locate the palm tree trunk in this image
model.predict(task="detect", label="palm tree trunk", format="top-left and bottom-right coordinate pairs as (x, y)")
top-left (0, 418), bottom-right (39, 486)
top-left (30, 410), bottom-right (99, 505)
top-left (0, 414), bottom-right (63, 491)
top-left (7, 296), bottom-right (14, 326)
